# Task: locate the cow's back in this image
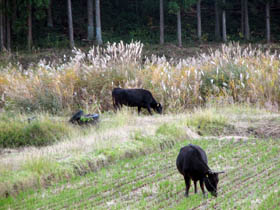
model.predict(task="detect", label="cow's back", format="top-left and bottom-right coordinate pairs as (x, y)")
top-left (112, 88), bottom-right (155, 107)
top-left (176, 144), bottom-right (208, 178)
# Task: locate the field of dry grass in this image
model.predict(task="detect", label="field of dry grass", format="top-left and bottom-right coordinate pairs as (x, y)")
top-left (0, 42), bottom-right (280, 114)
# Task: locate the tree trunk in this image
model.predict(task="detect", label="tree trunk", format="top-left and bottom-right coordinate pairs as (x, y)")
top-left (0, 0), bottom-right (4, 51)
top-left (87, 0), bottom-right (94, 40)
top-left (27, 1), bottom-right (32, 51)
top-left (177, 9), bottom-right (182, 47)
top-left (266, 1), bottom-right (271, 43)
top-left (135, 0), bottom-right (139, 25)
top-left (215, 0), bottom-right (220, 41)
top-left (241, 0), bottom-right (244, 36)
top-left (197, 0), bottom-right (201, 41)
top-left (67, 0), bottom-right (74, 48)
top-left (222, 0), bottom-right (227, 42)
top-left (47, 0), bottom-right (53, 27)
top-left (95, 0), bottom-right (102, 45)
top-left (12, 0), bottom-right (16, 23)
top-left (159, 0), bottom-right (164, 45)
top-left (3, 0), bottom-right (6, 46)
top-left (6, 0), bottom-right (10, 51)
top-left (244, 0), bottom-right (250, 41)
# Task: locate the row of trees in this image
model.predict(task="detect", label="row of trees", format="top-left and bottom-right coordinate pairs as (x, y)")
top-left (0, 0), bottom-right (279, 51)
top-left (163, 0), bottom-right (274, 47)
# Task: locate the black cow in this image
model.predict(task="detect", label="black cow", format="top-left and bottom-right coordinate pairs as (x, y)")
top-left (176, 144), bottom-right (224, 197)
top-left (112, 88), bottom-right (162, 115)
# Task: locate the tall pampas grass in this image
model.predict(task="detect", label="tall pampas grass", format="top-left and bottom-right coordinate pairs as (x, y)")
top-left (0, 41), bottom-right (279, 113)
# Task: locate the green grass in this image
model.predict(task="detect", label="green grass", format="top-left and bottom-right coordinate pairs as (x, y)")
top-left (258, 190), bottom-right (280, 210)
top-left (1, 137), bottom-right (279, 210)
top-left (0, 110), bottom-right (188, 198)
top-left (185, 108), bottom-right (234, 136)
top-left (0, 113), bottom-right (72, 148)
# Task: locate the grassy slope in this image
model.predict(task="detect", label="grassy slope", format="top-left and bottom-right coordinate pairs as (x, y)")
top-left (0, 109), bottom-right (188, 197)
top-left (1, 136), bottom-right (279, 209)
top-left (0, 105), bottom-right (280, 209)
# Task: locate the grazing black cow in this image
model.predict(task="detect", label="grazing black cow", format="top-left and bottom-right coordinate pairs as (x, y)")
top-left (112, 88), bottom-right (162, 115)
top-left (176, 144), bottom-right (224, 197)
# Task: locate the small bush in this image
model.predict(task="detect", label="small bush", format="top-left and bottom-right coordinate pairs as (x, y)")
top-left (0, 115), bottom-right (71, 148)
top-left (156, 123), bottom-right (184, 138)
top-left (185, 109), bottom-right (234, 136)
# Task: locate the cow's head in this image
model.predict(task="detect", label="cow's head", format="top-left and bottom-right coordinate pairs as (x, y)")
top-left (204, 170), bottom-right (224, 197)
top-left (154, 103), bottom-right (162, 114)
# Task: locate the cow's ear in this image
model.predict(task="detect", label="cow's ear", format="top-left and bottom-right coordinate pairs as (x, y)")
top-left (208, 170), bottom-right (213, 174)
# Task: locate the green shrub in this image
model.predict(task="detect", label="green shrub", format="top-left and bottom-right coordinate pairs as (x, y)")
top-left (156, 123), bottom-right (184, 138)
top-left (185, 109), bottom-right (234, 136)
top-left (0, 115), bottom-right (71, 148)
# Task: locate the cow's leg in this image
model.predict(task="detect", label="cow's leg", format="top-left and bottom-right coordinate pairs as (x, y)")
top-left (117, 103), bottom-right (122, 110)
top-left (147, 105), bottom-right (152, 115)
top-left (199, 180), bottom-right (207, 198)
top-left (138, 106), bottom-right (141, 115)
top-left (194, 180), bottom-right (198, 194)
top-left (114, 102), bottom-right (120, 112)
top-left (113, 103), bottom-right (118, 112)
top-left (184, 175), bottom-right (191, 197)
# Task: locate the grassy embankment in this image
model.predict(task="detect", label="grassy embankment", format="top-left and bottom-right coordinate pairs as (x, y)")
top-left (0, 105), bottom-right (280, 210)
top-left (0, 105), bottom-right (279, 209)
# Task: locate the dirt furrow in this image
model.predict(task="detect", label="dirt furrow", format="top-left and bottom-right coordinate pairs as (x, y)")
top-left (19, 139), bottom-right (243, 210)
top-left (95, 142), bottom-right (259, 209)
top-left (231, 175), bottom-right (280, 209)
top-left (191, 160), bottom-right (280, 210)
top-left (24, 158), bottom-right (176, 210)
top-left (42, 165), bottom-right (175, 210)
top-left (85, 152), bottom-right (236, 209)
top-left (34, 142), bottom-right (233, 210)
top-left (159, 156), bottom-right (280, 210)
top-left (77, 170), bottom-right (179, 209)
top-left (93, 152), bottom-right (279, 210)
top-left (7, 139), bottom-right (275, 210)
top-left (90, 173), bottom-right (182, 210)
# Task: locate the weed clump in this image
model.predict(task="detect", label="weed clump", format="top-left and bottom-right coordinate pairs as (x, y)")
top-left (185, 109), bottom-right (235, 136)
top-left (0, 115), bottom-right (71, 148)
top-left (156, 123), bottom-right (184, 138)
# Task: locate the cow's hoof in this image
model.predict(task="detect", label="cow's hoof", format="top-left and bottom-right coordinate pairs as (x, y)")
top-left (184, 192), bottom-right (189, 197)
top-left (203, 193), bottom-right (208, 198)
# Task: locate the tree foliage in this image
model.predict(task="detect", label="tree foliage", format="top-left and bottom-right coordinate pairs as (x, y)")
top-left (168, 0), bottom-right (197, 14)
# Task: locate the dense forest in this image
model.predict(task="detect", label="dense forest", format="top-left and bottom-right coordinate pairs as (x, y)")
top-left (1, 0), bottom-right (280, 51)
